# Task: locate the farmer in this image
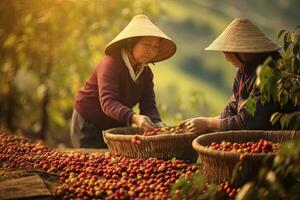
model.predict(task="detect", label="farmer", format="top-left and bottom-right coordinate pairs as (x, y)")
top-left (180, 18), bottom-right (285, 133)
top-left (71, 15), bottom-right (176, 148)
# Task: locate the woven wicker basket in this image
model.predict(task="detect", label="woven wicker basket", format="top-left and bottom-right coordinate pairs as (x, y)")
top-left (103, 127), bottom-right (199, 161)
top-left (192, 130), bottom-right (300, 185)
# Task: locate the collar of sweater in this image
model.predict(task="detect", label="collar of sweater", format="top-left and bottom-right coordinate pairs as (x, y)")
top-left (121, 49), bottom-right (148, 82)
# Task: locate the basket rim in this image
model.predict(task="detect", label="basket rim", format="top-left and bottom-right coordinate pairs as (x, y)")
top-left (192, 130), bottom-right (300, 158)
top-left (103, 126), bottom-right (199, 141)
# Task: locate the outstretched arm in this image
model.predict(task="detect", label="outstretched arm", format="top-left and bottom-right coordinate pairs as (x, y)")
top-left (179, 117), bottom-right (221, 133)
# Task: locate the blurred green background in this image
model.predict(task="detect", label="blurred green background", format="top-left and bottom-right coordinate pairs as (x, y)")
top-left (0, 0), bottom-right (299, 147)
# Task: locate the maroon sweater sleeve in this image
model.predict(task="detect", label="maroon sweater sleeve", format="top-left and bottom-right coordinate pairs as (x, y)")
top-left (97, 57), bottom-right (134, 123)
top-left (139, 69), bottom-right (161, 123)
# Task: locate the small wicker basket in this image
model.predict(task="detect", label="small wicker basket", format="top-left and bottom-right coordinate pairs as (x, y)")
top-left (103, 127), bottom-right (199, 161)
top-left (192, 130), bottom-right (300, 185)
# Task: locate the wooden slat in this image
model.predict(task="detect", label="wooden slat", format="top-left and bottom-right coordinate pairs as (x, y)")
top-left (0, 175), bottom-right (52, 200)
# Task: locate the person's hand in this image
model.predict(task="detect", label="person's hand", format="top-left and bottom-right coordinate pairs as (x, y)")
top-left (179, 117), bottom-right (221, 133)
top-left (131, 114), bottom-right (155, 131)
top-left (154, 121), bottom-right (165, 128)
top-left (179, 117), bottom-right (210, 133)
top-left (178, 118), bottom-right (193, 128)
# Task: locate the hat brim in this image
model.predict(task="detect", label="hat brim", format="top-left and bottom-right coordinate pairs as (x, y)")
top-left (105, 36), bottom-right (176, 63)
top-left (205, 18), bottom-right (282, 53)
top-left (205, 46), bottom-right (282, 53)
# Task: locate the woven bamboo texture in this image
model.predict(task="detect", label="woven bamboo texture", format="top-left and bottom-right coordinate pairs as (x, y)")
top-left (103, 127), bottom-right (199, 161)
top-left (192, 130), bottom-right (300, 185)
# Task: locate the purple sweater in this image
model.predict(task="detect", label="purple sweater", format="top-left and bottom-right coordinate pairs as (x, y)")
top-left (74, 53), bottom-right (161, 129)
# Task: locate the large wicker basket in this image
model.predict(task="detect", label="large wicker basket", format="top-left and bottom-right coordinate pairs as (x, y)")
top-left (192, 130), bottom-right (300, 185)
top-left (103, 127), bottom-right (199, 161)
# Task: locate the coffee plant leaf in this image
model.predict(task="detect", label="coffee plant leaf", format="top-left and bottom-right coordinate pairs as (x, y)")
top-left (245, 97), bottom-right (256, 116)
top-left (236, 182), bottom-right (259, 200)
top-left (278, 29), bottom-right (287, 40)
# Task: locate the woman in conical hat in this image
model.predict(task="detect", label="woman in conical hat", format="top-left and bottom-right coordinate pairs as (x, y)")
top-left (180, 18), bottom-right (287, 133)
top-left (71, 14), bottom-right (176, 148)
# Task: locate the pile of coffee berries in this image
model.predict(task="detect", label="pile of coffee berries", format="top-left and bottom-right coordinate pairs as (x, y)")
top-left (207, 139), bottom-right (279, 154)
top-left (131, 135), bottom-right (141, 145)
top-left (131, 127), bottom-right (189, 144)
top-left (0, 131), bottom-right (199, 200)
top-left (143, 127), bottom-right (187, 136)
top-left (219, 181), bottom-right (240, 198)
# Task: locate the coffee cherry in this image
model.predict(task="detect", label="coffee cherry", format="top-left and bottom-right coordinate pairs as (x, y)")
top-left (219, 181), bottom-right (239, 198)
top-left (239, 154), bottom-right (245, 161)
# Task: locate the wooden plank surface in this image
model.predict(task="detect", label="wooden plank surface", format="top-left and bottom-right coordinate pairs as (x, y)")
top-left (0, 174), bottom-right (52, 200)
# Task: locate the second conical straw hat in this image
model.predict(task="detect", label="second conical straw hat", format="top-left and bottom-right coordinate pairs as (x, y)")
top-left (105, 14), bottom-right (176, 62)
top-left (205, 18), bottom-right (281, 53)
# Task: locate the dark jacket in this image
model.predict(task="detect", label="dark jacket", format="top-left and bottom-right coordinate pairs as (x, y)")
top-left (220, 57), bottom-right (282, 130)
top-left (74, 53), bottom-right (161, 130)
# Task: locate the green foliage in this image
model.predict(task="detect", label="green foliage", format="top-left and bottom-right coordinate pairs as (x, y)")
top-left (246, 26), bottom-right (300, 129)
top-left (0, 0), bottom-right (160, 143)
top-left (169, 172), bottom-right (221, 200)
top-left (244, 98), bottom-right (256, 116)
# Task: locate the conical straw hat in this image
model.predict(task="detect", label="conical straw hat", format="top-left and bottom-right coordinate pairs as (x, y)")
top-left (205, 18), bottom-right (281, 53)
top-left (105, 14), bottom-right (176, 62)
